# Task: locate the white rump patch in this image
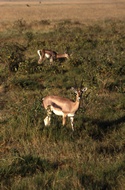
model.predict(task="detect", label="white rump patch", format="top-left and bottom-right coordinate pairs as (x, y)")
top-left (37, 50), bottom-right (42, 60)
top-left (37, 50), bottom-right (41, 57)
top-left (45, 53), bottom-right (51, 58)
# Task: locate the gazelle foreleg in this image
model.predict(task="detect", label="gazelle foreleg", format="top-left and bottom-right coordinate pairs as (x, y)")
top-left (49, 57), bottom-right (54, 64)
top-left (62, 114), bottom-right (67, 126)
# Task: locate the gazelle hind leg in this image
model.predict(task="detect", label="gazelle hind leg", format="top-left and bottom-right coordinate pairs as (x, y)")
top-left (44, 107), bottom-right (52, 126)
top-left (70, 116), bottom-right (74, 131)
top-left (44, 116), bottom-right (51, 126)
top-left (50, 57), bottom-right (54, 64)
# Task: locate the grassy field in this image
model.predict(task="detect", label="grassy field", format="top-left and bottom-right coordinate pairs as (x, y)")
top-left (0, 1), bottom-right (125, 190)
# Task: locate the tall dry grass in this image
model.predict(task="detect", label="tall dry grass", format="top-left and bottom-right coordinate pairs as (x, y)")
top-left (0, 0), bottom-right (125, 31)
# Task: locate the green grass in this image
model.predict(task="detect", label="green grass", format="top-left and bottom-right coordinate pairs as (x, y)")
top-left (0, 19), bottom-right (125, 190)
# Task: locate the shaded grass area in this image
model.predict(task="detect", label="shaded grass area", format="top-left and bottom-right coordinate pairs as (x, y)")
top-left (1, 154), bottom-right (125, 190)
top-left (0, 19), bottom-right (125, 189)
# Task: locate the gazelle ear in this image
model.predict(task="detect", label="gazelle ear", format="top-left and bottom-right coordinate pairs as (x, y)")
top-left (71, 87), bottom-right (77, 93)
top-left (82, 87), bottom-right (87, 92)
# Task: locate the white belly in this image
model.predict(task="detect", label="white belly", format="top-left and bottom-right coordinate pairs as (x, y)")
top-left (45, 53), bottom-right (51, 58)
top-left (51, 106), bottom-right (74, 117)
top-left (50, 106), bottom-right (63, 116)
top-left (52, 109), bottom-right (64, 116)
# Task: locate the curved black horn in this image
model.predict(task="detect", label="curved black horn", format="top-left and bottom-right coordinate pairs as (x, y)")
top-left (74, 77), bottom-right (78, 89)
top-left (80, 79), bottom-right (84, 89)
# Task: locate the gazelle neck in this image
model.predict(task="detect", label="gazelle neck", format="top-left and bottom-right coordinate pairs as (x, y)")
top-left (76, 93), bottom-right (80, 102)
top-left (70, 93), bottom-right (81, 113)
top-left (56, 53), bottom-right (68, 59)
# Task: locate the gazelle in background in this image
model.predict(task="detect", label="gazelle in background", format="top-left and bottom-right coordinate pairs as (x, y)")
top-left (37, 49), bottom-right (69, 64)
top-left (42, 87), bottom-right (87, 131)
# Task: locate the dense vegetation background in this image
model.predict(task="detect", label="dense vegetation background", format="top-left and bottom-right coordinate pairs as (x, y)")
top-left (0, 18), bottom-right (125, 189)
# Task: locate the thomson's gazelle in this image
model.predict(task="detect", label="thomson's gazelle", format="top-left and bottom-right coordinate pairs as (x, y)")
top-left (42, 87), bottom-right (87, 131)
top-left (37, 49), bottom-right (69, 64)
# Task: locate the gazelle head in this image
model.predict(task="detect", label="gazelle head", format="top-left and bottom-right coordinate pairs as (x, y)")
top-left (64, 52), bottom-right (70, 59)
top-left (71, 87), bottom-right (87, 101)
top-left (72, 78), bottom-right (87, 97)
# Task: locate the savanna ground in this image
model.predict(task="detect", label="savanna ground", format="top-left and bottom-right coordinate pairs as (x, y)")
top-left (0, 0), bottom-right (125, 190)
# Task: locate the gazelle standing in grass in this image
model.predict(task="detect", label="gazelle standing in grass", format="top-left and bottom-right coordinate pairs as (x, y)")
top-left (37, 49), bottom-right (69, 64)
top-left (42, 87), bottom-right (87, 131)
